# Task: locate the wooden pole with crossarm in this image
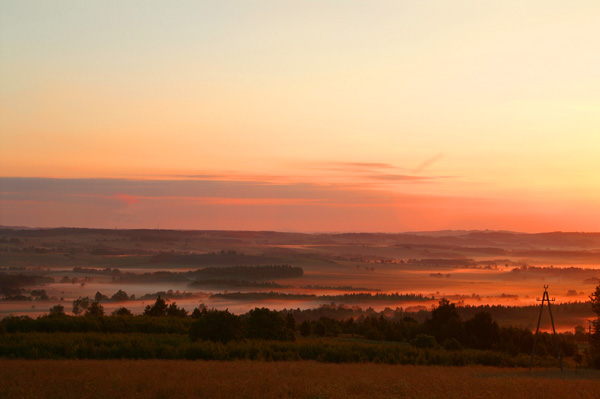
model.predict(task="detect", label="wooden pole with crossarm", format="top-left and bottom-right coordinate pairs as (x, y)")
top-left (529, 285), bottom-right (563, 371)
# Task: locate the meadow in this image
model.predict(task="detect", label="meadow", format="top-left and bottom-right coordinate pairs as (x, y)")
top-left (1, 360), bottom-right (599, 399)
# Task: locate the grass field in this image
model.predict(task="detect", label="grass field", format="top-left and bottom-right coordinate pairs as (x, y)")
top-left (0, 360), bottom-right (598, 399)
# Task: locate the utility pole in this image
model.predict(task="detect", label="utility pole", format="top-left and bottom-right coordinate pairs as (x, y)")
top-left (529, 285), bottom-right (563, 371)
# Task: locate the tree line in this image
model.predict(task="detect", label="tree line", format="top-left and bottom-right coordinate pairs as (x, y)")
top-left (1, 290), bottom-right (599, 368)
top-left (0, 296), bottom-right (586, 363)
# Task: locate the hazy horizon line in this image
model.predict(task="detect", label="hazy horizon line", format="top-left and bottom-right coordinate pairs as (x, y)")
top-left (2, 224), bottom-right (599, 236)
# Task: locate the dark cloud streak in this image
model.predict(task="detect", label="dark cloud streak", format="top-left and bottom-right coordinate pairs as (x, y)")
top-left (364, 174), bottom-right (432, 181)
top-left (0, 177), bottom-right (400, 203)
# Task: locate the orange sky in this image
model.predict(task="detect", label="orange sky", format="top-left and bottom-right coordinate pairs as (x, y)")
top-left (1, 2), bottom-right (599, 232)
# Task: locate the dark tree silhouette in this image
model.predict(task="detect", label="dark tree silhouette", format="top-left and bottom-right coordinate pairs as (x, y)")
top-left (167, 302), bottom-right (187, 317)
top-left (85, 301), bottom-right (104, 317)
top-left (191, 308), bottom-right (202, 319)
top-left (112, 307), bottom-right (133, 316)
top-left (300, 320), bottom-right (311, 337)
top-left (143, 296), bottom-right (168, 316)
top-left (245, 308), bottom-right (295, 341)
top-left (189, 309), bottom-right (242, 343)
top-left (285, 312), bottom-right (296, 331)
top-left (72, 297), bottom-right (91, 315)
top-left (94, 291), bottom-right (108, 303)
top-left (110, 289), bottom-right (130, 302)
top-left (464, 311), bottom-right (499, 350)
top-left (425, 298), bottom-right (465, 343)
top-left (49, 304), bottom-right (65, 316)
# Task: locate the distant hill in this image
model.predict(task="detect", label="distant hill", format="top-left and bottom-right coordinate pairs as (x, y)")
top-left (1, 227), bottom-right (600, 252)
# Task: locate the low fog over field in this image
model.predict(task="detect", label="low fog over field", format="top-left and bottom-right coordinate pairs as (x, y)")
top-left (2, 228), bottom-right (599, 331)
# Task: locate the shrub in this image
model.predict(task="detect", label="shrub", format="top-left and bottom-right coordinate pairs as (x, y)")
top-left (189, 309), bottom-right (243, 343)
top-left (245, 308), bottom-right (295, 341)
top-left (300, 321), bottom-right (311, 337)
top-left (410, 334), bottom-right (437, 349)
top-left (112, 307), bottom-right (133, 317)
top-left (443, 338), bottom-right (463, 351)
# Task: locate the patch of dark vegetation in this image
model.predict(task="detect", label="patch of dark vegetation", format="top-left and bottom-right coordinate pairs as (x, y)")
top-left (512, 265), bottom-right (600, 274)
top-left (138, 291), bottom-right (198, 301)
top-left (407, 258), bottom-right (475, 267)
top-left (211, 292), bottom-right (316, 301)
top-left (2, 288), bottom-right (52, 302)
top-left (114, 271), bottom-right (190, 283)
top-left (82, 290), bottom-right (197, 304)
top-left (0, 273), bottom-right (54, 297)
top-left (149, 251), bottom-right (283, 266)
top-left (404, 258), bottom-right (502, 269)
top-left (190, 265), bottom-right (303, 280)
top-left (300, 285), bottom-right (381, 292)
top-left (210, 291), bottom-right (431, 303)
top-left (429, 273), bottom-right (451, 278)
top-left (113, 265), bottom-right (303, 284)
top-left (511, 250), bottom-right (600, 260)
top-left (2, 331), bottom-right (564, 367)
top-left (72, 267), bottom-right (122, 275)
top-left (190, 279), bottom-right (291, 289)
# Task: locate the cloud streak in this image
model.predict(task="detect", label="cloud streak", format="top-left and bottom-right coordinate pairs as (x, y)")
top-left (320, 162), bottom-right (396, 170)
top-left (2, 176), bottom-right (598, 233)
top-left (307, 161), bottom-right (450, 184)
top-left (413, 153), bottom-right (444, 173)
top-left (0, 176), bottom-right (466, 231)
top-left (364, 174), bottom-right (433, 182)
top-left (0, 177), bottom-right (389, 202)
top-left (114, 194), bottom-right (140, 205)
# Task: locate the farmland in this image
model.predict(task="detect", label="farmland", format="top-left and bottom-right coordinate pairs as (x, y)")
top-left (1, 360), bottom-right (599, 399)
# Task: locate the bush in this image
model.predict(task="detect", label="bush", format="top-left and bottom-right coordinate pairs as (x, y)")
top-left (443, 338), bottom-right (463, 351)
top-left (245, 308), bottom-right (295, 341)
top-left (112, 307), bottom-right (133, 317)
top-left (299, 321), bottom-right (311, 337)
top-left (410, 334), bottom-right (437, 349)
top-left (189, 309), bottom-right (242, 343)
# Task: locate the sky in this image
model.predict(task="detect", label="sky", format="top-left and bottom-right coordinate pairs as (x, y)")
top-left (1, 1), bottom-right (599, 232)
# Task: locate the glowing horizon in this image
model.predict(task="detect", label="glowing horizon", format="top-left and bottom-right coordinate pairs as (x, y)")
top-left (1, 1), bottom-right (599, 233)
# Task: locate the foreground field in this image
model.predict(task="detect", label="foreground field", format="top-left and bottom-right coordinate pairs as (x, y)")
top-left (1, 360), bottom-right (598, 399)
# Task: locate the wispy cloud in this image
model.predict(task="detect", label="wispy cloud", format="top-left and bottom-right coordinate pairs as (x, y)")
top-left (308, 160), bottom-right (450, 185)
top-left (114, 194), bottom-right (140, 205)
top-left (314, 161), bottom-right (396, 172)
top-left (363, 174), bottom-right (433, 182)
top-left (325, 162), bottom-right (396, 170)
top-left (413, 153), bottom-right (444, 173)
top-left (172, 174), bottom-right (223, 179)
